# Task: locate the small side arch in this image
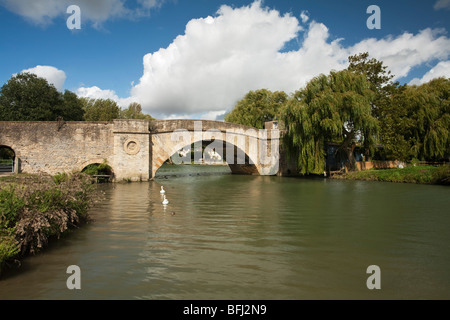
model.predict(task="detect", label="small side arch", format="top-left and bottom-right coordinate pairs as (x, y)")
top-left (79, 159), bottom-right (114, 182)
top-left (0, 145), bottom-right (17, 173)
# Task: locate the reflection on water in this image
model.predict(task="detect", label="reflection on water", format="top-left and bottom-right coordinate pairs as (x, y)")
top-left (155, 163), bottom-right (231, 178)
top-left (0, 166), bottom-right (449, 300)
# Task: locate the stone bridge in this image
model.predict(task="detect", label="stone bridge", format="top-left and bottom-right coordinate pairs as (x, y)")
top-left (0, 119), bottom-right (289, 181)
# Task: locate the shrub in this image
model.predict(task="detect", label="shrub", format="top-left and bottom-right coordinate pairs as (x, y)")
top-left (433, 164), bottom-right (450, 185)
top-left (0, 232), bottom-right (20, 272)
top-left (0, 173), bottom-right (97, 265)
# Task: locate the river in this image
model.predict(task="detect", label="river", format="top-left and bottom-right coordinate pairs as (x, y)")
top-left (0, 165), bottom-right (449, 300)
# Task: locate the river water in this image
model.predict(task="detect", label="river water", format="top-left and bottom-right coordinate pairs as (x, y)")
top-left (0, 165), bottom-right (449, 300)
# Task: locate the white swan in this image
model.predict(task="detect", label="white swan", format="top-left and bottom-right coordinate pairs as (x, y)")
top-left (162, 195), bottom-right (169, 205)
top-left (160, 186), bottom-right (166, 194)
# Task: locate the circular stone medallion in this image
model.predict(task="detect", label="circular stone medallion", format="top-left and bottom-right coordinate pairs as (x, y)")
top-left (124, 139), bottom-right (140, 155)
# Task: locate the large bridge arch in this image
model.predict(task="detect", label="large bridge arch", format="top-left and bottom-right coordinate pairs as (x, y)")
top-left (152, 137), bottom-right (260, 177)
top-left (149, 120), bottom-right (279, 178)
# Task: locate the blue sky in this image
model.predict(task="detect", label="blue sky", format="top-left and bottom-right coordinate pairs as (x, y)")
top-left (0, 0), bottom-right (449, 120)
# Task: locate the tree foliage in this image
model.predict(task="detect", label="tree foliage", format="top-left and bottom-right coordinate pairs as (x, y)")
top-left (120, 102), bottom-right (154, 120)
top-left (225, 89), bottom-right (287, 129)
top-left (0, 73), bottom-right (84, 121)
top-left (347, 52), bottom-right (394, 93)
top-left (381, 77), bottom-right (449, 161)
top-left (281, 70), bottom-right (378, 174)
top-left (82, 98), bottom-right (121, 121)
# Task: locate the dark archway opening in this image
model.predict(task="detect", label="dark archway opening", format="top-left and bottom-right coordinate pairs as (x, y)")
top-left (0, 146), bottom-right (15, 174)
top-left (81, 162), bottom-right (114, 183)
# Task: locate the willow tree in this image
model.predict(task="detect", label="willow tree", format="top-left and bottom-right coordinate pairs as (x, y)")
top-left (388, 77), bottom-right (449, 161)
top-left (418, 77), bottom-right (450, 160)
top-left (282, 70), bottom-right (378, 174)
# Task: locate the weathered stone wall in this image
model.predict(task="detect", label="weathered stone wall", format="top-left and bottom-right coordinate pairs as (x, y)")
top-left (0, 121), bottom-right (115, 176)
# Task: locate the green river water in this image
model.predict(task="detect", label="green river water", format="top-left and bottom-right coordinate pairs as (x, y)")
top-left (0, 165), bottom-right (449, 300)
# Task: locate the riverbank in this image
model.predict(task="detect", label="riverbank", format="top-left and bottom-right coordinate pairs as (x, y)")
top-left (332, 165), bottom-right (450, 185)
top-left (0, 173), bottom-right (98, 277)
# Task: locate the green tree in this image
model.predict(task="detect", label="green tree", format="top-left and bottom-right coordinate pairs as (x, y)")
top-left (347, 52), bottom-right (409, 161)
top-left (225, 89), bottom-right (287, 129)
top-left (385, 78), bottom-right (449, 161)
top-left (0, 73), bottom-right (84, 121)
top-left (83, 98), bottom-right (120, 121)
top-left (59, 90), bottom-right (85, 121)
top-left (281, 70), bottom-right (378, 174)
top-left (347, 52), bottom-right (395, 96)
top-left (120, 102), bottom-right (154, 120)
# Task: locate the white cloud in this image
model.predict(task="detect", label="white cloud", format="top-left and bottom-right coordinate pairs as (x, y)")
top-left (409, 61), bottom-right (450, 85)
top-left (76, 86), bottom-right (133, 107)
top-left (434, 0), bottom-right (450, 10)
top-left (160, 113), bottom-right (193, 120)
top-left (76, 86), bottom-right (119, 100)
top-left (200, 110), bottom-right (227, 121)
top-left (0, 0), bottom-right (165, 27)
top-left (129, 1), bottom-right (450, 119)
top-left (130, 1), bottom-right (304, 116)
top-left (348, 28), bottom-right (450, 81)
top-left (20, 65), bottom-right (66, 91)
top-left (300, 10), bottom-right (309, 23)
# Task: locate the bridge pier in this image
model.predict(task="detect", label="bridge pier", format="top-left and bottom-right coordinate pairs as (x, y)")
top-left (113, 120), bottom-right (151, 182)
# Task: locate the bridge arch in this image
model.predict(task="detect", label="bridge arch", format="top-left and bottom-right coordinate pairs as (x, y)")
top-left (0, 145), bottom-right (15, 159)
top-left (0, 145), bottom-right (16, 174)
top-left (79, 159), bottom-right (114, 177)
top-left (153, 137), bottom-right (260, 177)
top-left (149, 120), bottom-right (270, 178)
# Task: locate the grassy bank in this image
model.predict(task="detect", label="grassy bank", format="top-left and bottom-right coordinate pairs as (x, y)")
top-left (0, 173), bottom-right (98, 276)
top-left (335, 165), bottom-right (450, 185)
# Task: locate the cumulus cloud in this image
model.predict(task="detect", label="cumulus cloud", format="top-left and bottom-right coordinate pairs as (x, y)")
top-left (131, 1), bottom-right (305, 116)
top-left (409, 61), bottom-right (450, 85)
top-left (20, 65), bottom-right (66, 91)
top-left (128, 1), bottom-right (450, 119)
top-left (76, 86), bottom-right (133, 107)
top-left (0, 0), bottom-right (165, 27)
top-left (348, 28), bottom-right (450, 81)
